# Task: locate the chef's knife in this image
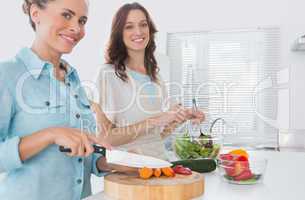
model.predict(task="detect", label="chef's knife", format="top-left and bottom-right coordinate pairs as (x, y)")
top-left (59, 145), bottom-right (172, 168)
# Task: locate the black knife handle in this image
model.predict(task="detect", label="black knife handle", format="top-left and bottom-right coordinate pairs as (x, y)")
top-left (93, 145), bottom-right (106, 156)
top-left (59, 145), bottom-right (106, 156)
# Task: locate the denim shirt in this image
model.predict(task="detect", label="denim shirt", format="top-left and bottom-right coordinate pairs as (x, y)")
top-left (0, 47), bottom-right (105, 200)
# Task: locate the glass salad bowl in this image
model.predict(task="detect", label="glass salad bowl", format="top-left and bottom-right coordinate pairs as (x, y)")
top-left (173, 133), bottom-right (223, 160)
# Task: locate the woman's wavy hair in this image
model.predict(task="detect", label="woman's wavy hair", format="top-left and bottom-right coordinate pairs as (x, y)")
top-left (106, 2), bottom-right (159, 82)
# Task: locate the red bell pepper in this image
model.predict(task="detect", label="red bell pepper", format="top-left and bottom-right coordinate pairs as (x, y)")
top-left (172, 165), bottom-right (192, 175)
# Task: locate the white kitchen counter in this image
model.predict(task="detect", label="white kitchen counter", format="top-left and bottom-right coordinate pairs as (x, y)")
top-left (85, 151), bottom-right (305, 200)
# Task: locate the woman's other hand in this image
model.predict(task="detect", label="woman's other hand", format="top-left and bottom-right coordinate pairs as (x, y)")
top-left (150, 104), bottom-right (189, 127)
top-left (97, 156), bottom-right (138, 174)
top-left (186, 108), bottom-right (206, 124)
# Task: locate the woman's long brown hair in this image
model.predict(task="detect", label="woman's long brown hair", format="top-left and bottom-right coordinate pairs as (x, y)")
top-left (106, 2), bottom-right (159, 82)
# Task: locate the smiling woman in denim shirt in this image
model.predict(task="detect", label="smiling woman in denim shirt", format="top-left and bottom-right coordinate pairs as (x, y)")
top-left (0, 0), bottom-right (136, 199)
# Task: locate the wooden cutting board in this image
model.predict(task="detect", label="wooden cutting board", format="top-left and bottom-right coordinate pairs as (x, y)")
top-left (104, 172), bottom-right (204, 200)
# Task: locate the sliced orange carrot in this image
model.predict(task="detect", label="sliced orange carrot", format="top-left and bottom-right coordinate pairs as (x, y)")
top-left (161, 167), bottom-right (175, 177)
top-left (153, 168), bottom-right (162, 177)
top-left (138, 167), bottom-right (153, 179)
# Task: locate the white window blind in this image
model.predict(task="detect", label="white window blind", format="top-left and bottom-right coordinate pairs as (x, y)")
top-left (167, 28), bottom-right (280, 146)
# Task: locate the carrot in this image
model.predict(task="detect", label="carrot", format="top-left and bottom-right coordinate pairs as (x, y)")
top-left (153, 168), bottom-right (162, 177)
top-left (161, 167), bottom-right (175, 177)
top-left (138, 167), bottom-right (153, 179)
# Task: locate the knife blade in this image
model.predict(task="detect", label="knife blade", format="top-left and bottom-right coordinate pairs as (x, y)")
top-left (59, 145), bottom-right (172, 168)
top-left (105, 149), bottom-right (172, 168)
